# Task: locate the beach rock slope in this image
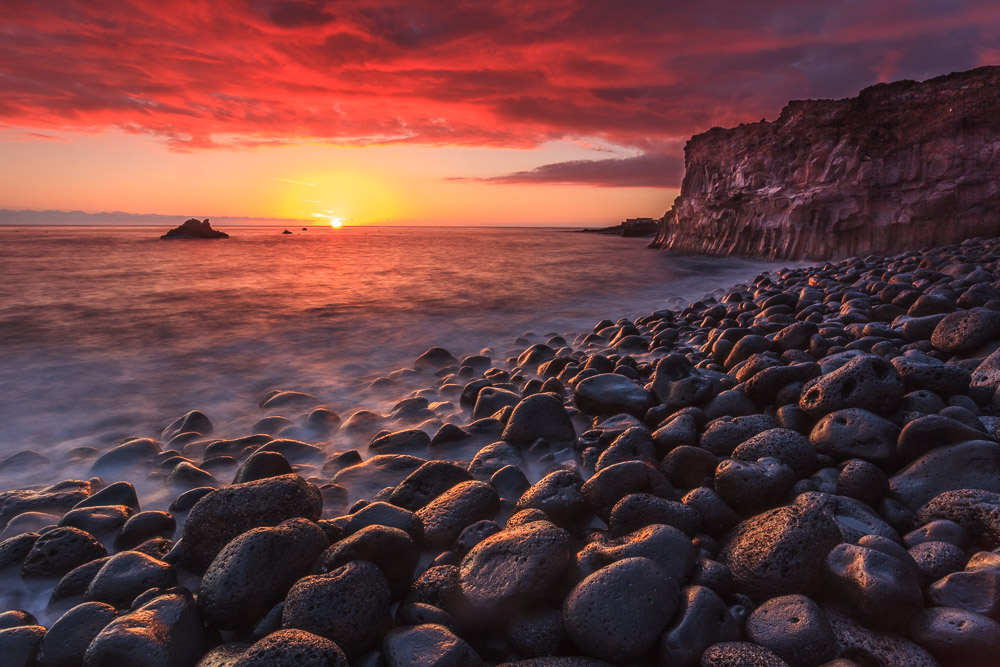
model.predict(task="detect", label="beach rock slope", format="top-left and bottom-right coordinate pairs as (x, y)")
top-left (651, 66), bottom-right (1000, 259)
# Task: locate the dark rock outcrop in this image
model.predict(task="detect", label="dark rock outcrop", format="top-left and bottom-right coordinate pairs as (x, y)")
top-left (160, 218), bottom-right (229, 240)
top-left (651, 66), bottom-right (1000, 259)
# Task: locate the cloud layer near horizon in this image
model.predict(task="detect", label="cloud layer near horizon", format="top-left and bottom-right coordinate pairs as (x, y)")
top-left (2, 0), bottom-right (997, 187)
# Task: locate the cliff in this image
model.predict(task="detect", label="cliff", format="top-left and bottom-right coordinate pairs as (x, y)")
top-left (651, 66), bottom-right (1000, 260)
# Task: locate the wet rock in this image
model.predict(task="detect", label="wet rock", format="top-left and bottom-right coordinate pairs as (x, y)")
top-left (908, 607), bottom-right (1000, 667)
top-left (115, 511), bottom-right (176, 551)
top-left (836, 459), bottom-right (889, 507)
top-left (90, 439), bottom-right (161, 477)
top-left (931, 308), bottom-right (1000, 354)
top-left (825, 543), bottom-right (923, 626)
top-left (83, 592), bottom-right (205, 667)
top-left (892, 355), bottom-right (971, 394)
top-left (322, 525), bottom-right (418, 600)
top-left (330, 455), bottom-right (425, 502)
top-left (0, 625), bottom-right (45, 667)
top-left (574, 373), bottom-right (655, 418)
top-left (282, 560), bottom-right (392, 657)
top-left (502, 393), bottom-right (576, 445)
top-left (415, 347), bottom-right (458, 370)
top-left (370, 429), bottom-right (431, 454)
top-left (60, 504), bottom-right (133, 537)
top-left (344, 502), bottom-right (423, 542)
top-left (416, 481), bottom-right (500, 550)
top-left (699, 414), bottom-right (777, 457)
top-left (809, 408), bottom-right (899, 465)
top-left (897, 414), bottom-right (990, 462)
top-left (233, 629), bottom-right (347, 667)
top-left (719, 494), bottom-right (842, 601)
top-left (515, 470), bottom-right (588, 528)
top-left (490, 466), bottom-right (530, 503)
top-left (169, 487), bottom-right (214, 513)
top-left (563, 557), bottom-right (679, 662)
top-left (0, 532), bottom-right (39, 571)
top-left (799, 354), bottom-right (903, 417)
top-left (38, 601), bottom-right (118, 667)
top-left (889, 440), bottom-right (1000, 512)
top-left (259, 390), bottom-right (322, 411)
top-left (390, 461), bottom-right (473, 511)
top-left (0, 610), bottom-right (35, 630)
top-left (232, 451), bottom-right (294, 484)
top-left (581, 461), bottom-right (674, 521)
top-left (178, 474), bottom-right (322, 572)
top-left (459, 520), bottom-right (573, 621)
top-left (910, 540), bottom-right (968, 580)
top-left (655, 585), bottom-right (739, 667)
top-left (382, 624), bottom-right (484, 667)
top-left (22, 526), bottom-right (107, 579)
top-left (85, 551), bottom-right (175, 608)
top-left (731, 428), bottom-right (815, 478)
top-left (199, 518), bottom-right (328, 630)
top-left (578, 523), bottom-right (695, 582)
top-left (50, 556), bottom-right (109, 602)
top-left (681, 487), bottom-right (741, 537)
top-left (163, 410), bottom-right (213, 441)
top-left (473, 388), bottom-right (522, 421)
top-left (745, 594), bottom-right (836, 667)
top-left (904, 518), bottom-right (970, 549)
top-left (608, 493), bottom-right (701, 537)
top-left (915, 489), bottom-right (1000, 549)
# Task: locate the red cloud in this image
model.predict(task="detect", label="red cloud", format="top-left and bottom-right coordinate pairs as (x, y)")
top-left (1, 0), bottom-right (997, 185)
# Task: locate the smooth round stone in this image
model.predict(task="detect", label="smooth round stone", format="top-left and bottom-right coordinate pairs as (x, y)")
top-left (745, 594), bottom-right (836, 667)
top-left (515, 470), bottom-right (588, 528)
top-left (714, 458), bottom-right (794, 516)
top-left (502, 393), bottom-right (576, 445)
top-left (681, 487), bottom-right (741, 537)
top-left (83, 593), bottom-right (205, 667)
top-left (608, 493), bottom-right (701, 538)
top-left (581, 461), bottom-right (674, 522)
top-left (908, 607), bottom-right (1000, 666)
top-left (660, 446), bottom-right (718, 489)
top-left (200, 518), bottom-right (328, 630)
top-left (344, 502), bottom-right (423, 542)
top-left (0, 610), bottom-right (35, 630)
top-left (719, 494), bottom-right (841, 602)
top-left (473, 387), bottom-right (521, 420)
top-left (415, 347), bottom-right (458, 369)
top-left (59, 505), bottom-right (134, 538)
top-left (0, 626), bottom-right (46, 667)
top-left (390, 461), bottom-right (473, 511)
top-left (232, 451), bottom-right (294, 484)
top-left (38, 601), bottom-right (118, 667)
top-left (84, 551), bottom-right (175, 609)
top-left (909, 541), bottom-right (967, 580)
top-left (731, 428), bottom-right (816, 477)
top-left (415, 481), bottom-right (500, 550)
top-left (655, 585), bottom-right (739, 666)
top-left (563, 557), bottom-right (679, 662)
top-left (467, 444), bottom-right (523, 480)
top-left (369, 429), bottom-right (432, 454)
top-left (809, 408), bottom-right (899, 465)
top-left (699, 415), bottom-right (777, 457)
top-left (574, 373), bottom-right (655, 418)
top-left (888, 441), bottom-right (1000, 512)
top-left (897, 415), bottom-right (990, 462)
top-left (178, 473), bottom-right (322, 572)
top-left (382, 624), bottom-right (484, 667)
top-left (459, 521), bottom-right (572, 621)
top-left (836, 459), bottom-right (888, 507)
top-left (115, 511), bottom-right (176, 550)
top-left (595, 427), bottom-right (657, 471)
top-left (21, 526), bottom-right (107, 579)
top-left (927, 551), bottom-right (1000, 618)
top-left (322, 525), bottom-right (418, 601)
top-left (233, 629), bottom-right (347, 667)
top-left (90, 439), bottom-right (162, 478)
top-left (904, 519), bottom-right (970, 549)
top-left (281, 561), bottom-right (392, 657)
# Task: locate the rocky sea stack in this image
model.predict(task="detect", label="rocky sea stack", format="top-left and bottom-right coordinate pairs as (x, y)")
top-left (652, 66), bottom-right (1000, 260)
top-left (160, 218), bottom-right (229, 240)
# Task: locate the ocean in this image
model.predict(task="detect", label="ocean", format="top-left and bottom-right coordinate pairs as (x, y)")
top-left (0, 224), bottom-right (786, 488)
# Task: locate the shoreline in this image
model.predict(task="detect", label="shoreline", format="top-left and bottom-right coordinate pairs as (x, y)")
top-left (3, 237), bottom-right (1000, 664)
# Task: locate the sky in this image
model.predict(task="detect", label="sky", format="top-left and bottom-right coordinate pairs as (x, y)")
top-left (1, 1), bottom-right (998, 226)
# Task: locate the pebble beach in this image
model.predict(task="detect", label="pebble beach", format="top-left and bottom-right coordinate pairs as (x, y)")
top-left (4, 235), bottom-right (1000, 666)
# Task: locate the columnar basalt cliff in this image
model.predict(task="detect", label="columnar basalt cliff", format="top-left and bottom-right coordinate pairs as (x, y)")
top-left (652, 66), bottom-right (1000, 260)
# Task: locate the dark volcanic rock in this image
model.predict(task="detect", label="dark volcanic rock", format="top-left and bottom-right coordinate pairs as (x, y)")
top-left (178, 474), bottom-right (322, 572)
top-left (160, 218), bottom-right (229, 240)
top-left (699, 642), bottom-right (789, 667)
top-left (745, 594), bottom-right (836, 667)
top-left (38, 601), bottom-right (118, 667)
top-left (574, 373), bottom-right (655, 417)
top-left (799, 354), bottom-right (903, 417)
top-left (84, 551), bottom-right (175, 608)
top-left (931, 308), bottom-right (1000, 354)
top-left (889, 440), bottom-right (1000, 512)
top-left (502, 393), bottom-right (576, 445)
top-left (233, 629), bottom-right (347, 667)
top-left (382, 624), bottom-right (484, 667)
top-left (563, 557), bottom-right (679, 662)
top-left (651, 67), bottom-right (1000, 260)
top-left (0, 625), bottom-right (45, 667)
top-left (459, 520), bottom-right (573, 621)
top-left (718, 494), bottom-right (842, 602)
top-left (83, 593), bottom-right (205, 667)
top-left (199, 518), bottom-right (328, 630)
top-left (908, 607), bottom-right (1000, 667)
top-left (321, 525), bottom-right (418, 600)
top-left (915, 489), bottom-right (1000, 549)
top-left (655, 585), bottom-right (739, 666)
top-left (21, 526), bottom-right (107, 579)
top-left (416, 480), bottom-right (500, 550)
top-left (281, 560), bottom-right (392, 657)
top-left (824, 543), bottom-right (923, 626)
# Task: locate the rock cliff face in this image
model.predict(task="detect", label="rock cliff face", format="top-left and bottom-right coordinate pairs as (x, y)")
top-left (652, 66), bottom-right (1000, 260)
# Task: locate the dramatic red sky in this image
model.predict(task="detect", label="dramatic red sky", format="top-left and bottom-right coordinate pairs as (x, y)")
top-left (1, 1), bottom-right (998, 225)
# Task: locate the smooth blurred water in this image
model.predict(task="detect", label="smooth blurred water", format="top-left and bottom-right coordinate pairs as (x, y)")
top-left (0, 225), bottom-right (785, 471)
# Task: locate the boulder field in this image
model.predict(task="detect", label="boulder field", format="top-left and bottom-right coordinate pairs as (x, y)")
top-left (5, 236), bottom-right (1000, 664)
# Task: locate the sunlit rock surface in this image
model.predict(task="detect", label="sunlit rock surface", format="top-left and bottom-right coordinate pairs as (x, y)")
top-left (652, 66), bottom-right (1000, 260)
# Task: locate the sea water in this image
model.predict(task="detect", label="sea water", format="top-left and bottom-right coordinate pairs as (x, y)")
top-left (0, 224), bottom-right (787, 485)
